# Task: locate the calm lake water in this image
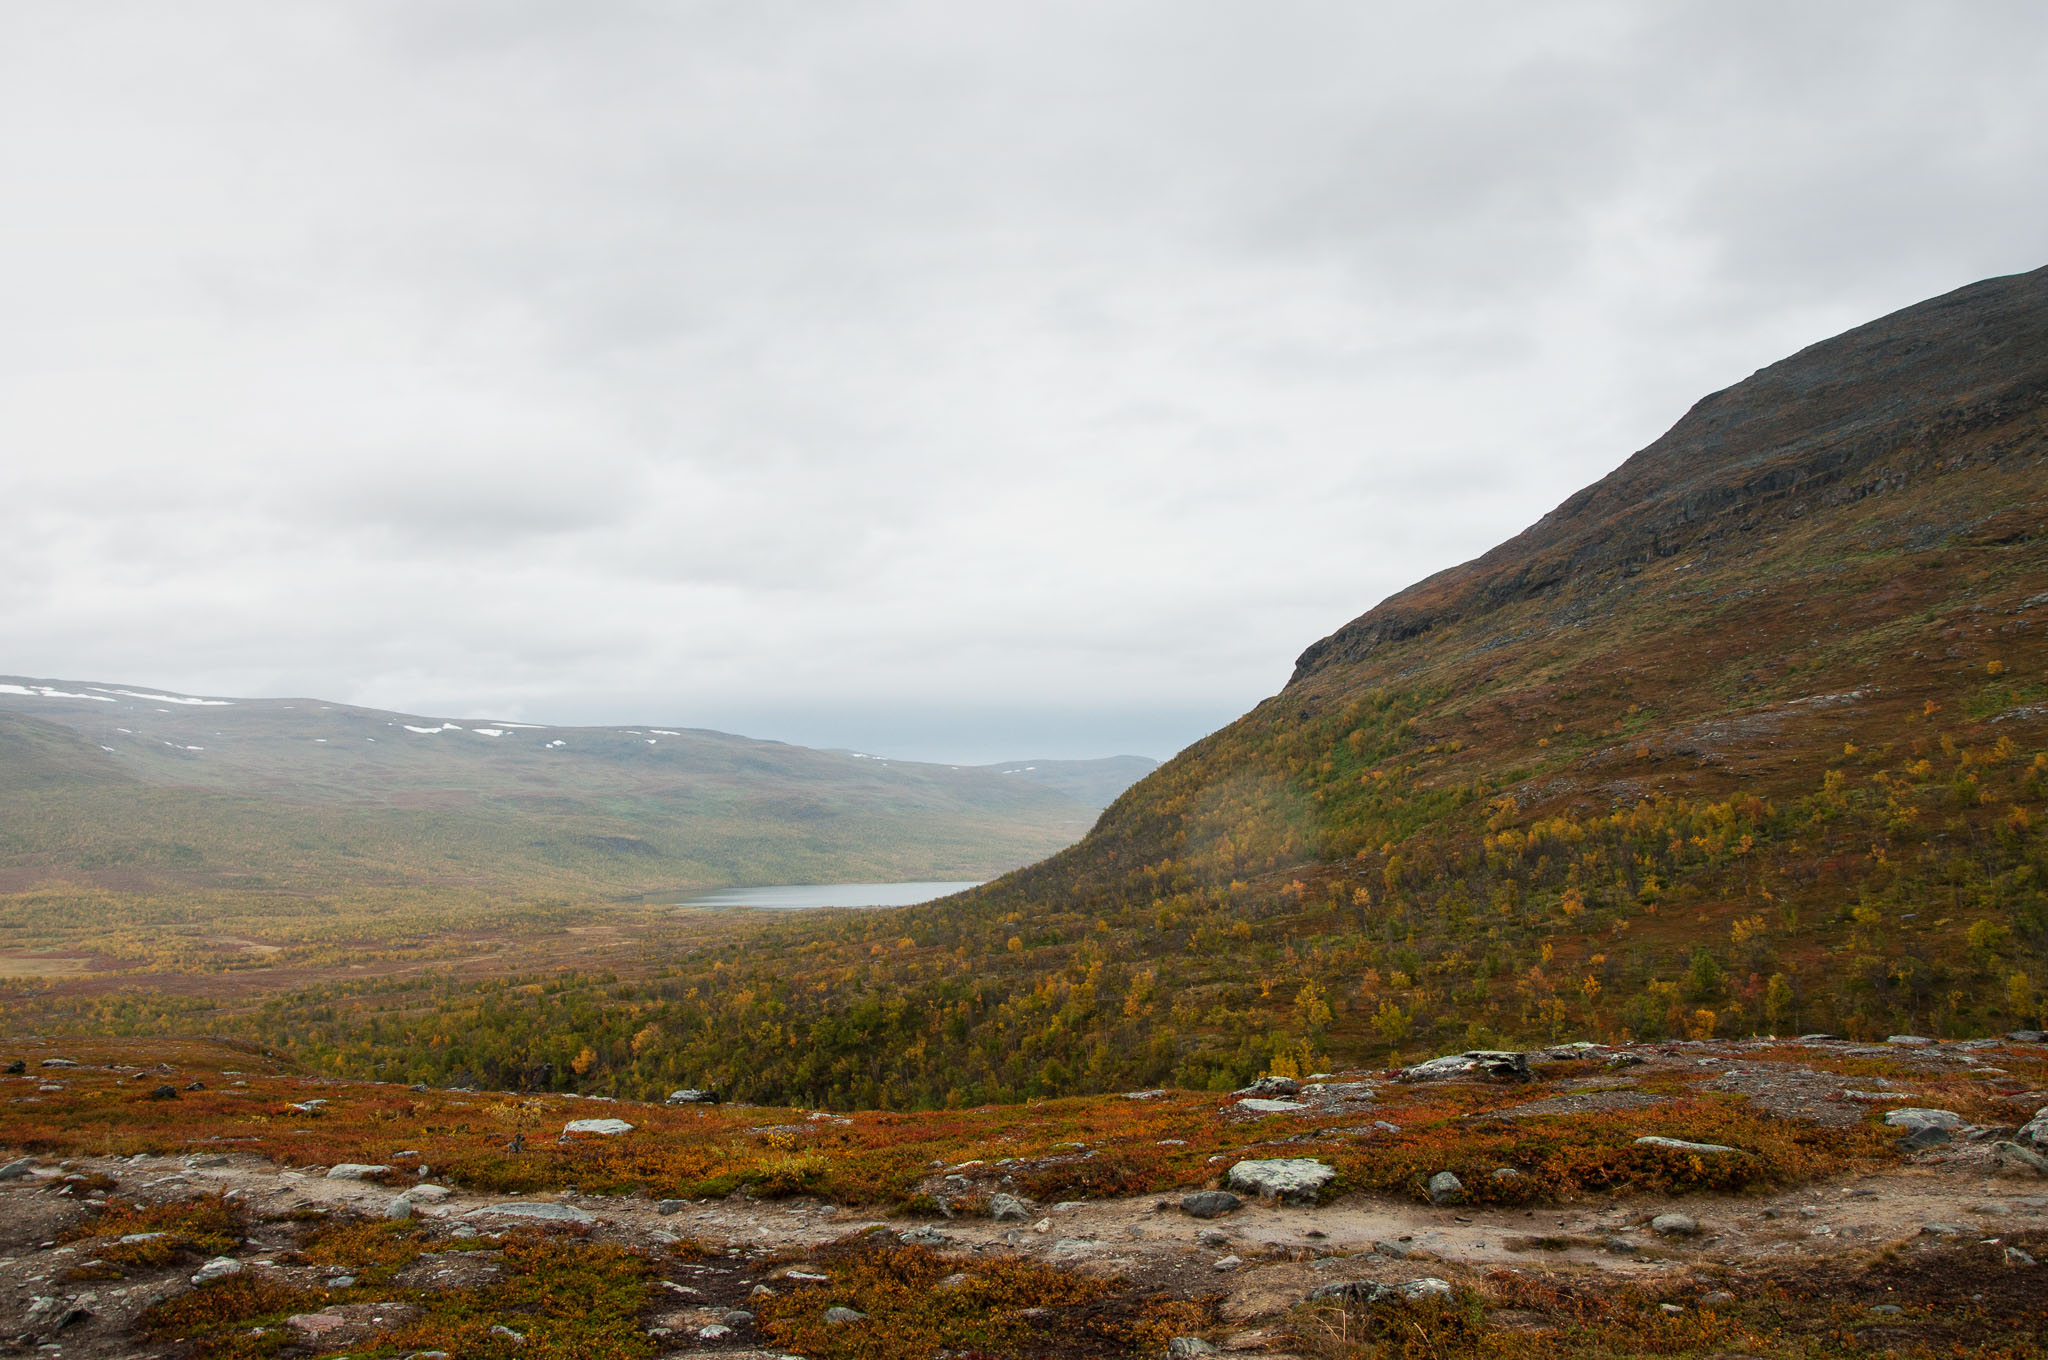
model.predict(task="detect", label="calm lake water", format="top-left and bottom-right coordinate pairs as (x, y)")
top-left (673, 880), bottom-right (982, 910)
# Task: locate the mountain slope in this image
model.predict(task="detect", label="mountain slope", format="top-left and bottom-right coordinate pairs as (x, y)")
top-left (0, 680), bottom-right (1140, 898)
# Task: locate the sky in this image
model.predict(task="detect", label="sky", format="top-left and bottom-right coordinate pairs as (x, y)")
top-left (5, 3), bottom-right (2046, 764)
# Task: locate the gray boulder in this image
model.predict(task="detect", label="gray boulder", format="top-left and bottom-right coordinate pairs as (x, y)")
top-left (666, 1089), bottom-right (720, 1104)
top-left (823, 1306), bottom-right (868, 1324)
top-left (1650, 1213), bottom-right (1699, 1237)
top-left (988, 1192), bottom-right (1032, 1221)
top-left (1883, 1108), bottom-right (1963, 1132)
top-left (2016, 1107), bottom-right (2048, 1149)
top-left (1427, 1171), bottom-right (1465, 1206)
top-left (0, 1157), bottom-right (34, 1181)
top-left (1167, 1339), bottom-right (1220, 1357)
top-left (1226, 1158), bottom-right (1337, 1203)
top-left (1180, 1191), bottom-right (1242, 1219)
top-left (1237, 1075), bottom-right (1301, 1098)
top-left (325, 1163), bottom-right (390, 1180)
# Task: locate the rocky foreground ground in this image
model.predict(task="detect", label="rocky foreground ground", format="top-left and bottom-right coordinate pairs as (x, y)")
top-left (3, 1032), bottom-right (2047, 1359)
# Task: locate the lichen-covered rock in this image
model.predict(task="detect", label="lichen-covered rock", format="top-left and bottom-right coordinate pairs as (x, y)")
top-left (1226, 1158), bottom-right (1337, 1203)
top-left (1427, 1171), bottom-right (1465, 1206)
top-left (191, 1256), bottom-right (243, 1284)
top-left (563, 1117), bottom-right (634, 1136)
top-left (1991, 1141), bottom-right (2048, 1178)
top-left (1236, 1075), bottom-right (1301, 1098)
top-left (1883, 1108), bottom-right (1963, 1132)
top-left (1401, 1051), bottom-right (1530, 1082)
top-left (1307, 1277), bottom-right (1454, 1305)
top-left (325, 1163), bottom-right (390, 1180)
top-left (2016, 1107), bottom-right (2048, 1150)
top-left (988, 1192), bottom-right (1032, 1221)
top-left (1235, 1097), bottom-right (1308, 1114)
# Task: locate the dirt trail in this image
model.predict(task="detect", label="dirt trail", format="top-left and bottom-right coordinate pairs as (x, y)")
top-left (5, 1142), bottom-right (2043, 1359)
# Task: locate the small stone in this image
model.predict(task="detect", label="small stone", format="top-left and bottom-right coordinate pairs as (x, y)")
top-left (328, 1274), bottom-right (357, 1288)
top-left (823, 1306), bottom-right (868, 1324)
top-left (491, 1324), bottom-right (526, 1344)
top-left (148, 1084), bottom-right (180, 1100)
top-left (899, 1225), bottom-right (950, 1245)
top-left (1167, 1339), bottom-right (1220, 1357)
top-left (1372, 1239), bottom-right (1410, 1258)
top-left (407, 1184), bottom-right (450, 1202)
top-left (1870, 1303), bottom-right (1904, 1315)
top-left (385, 1197), bottom-right (413, 1220)
top-left (722, 1310), bottom-right (754, 1326)
top-left (0, 1157), bottom-right (34, 1181)
top-left (1886, 1035), bottom-right (1934, 1047)
top-left (2007, 1247), bottom-right (2038, 1266)
top-left (325, 1163), bottom-right (391, 1181)
top-left (1180, 1191), bottom-right (1242, 1219)
top-left (191, 1256), bottom-right (243, 1284)
top-left (1651, 1213), bottom-right (1699, 1237)
top-left (655, 1198), bottom-right (687, 1214)
top-left (186, 1155), bottom-right (230, 1169)
top-left (1197, 1228), bottom-right (1231, 1248)
top-left (1700, 1291), bottom-right (1735, 1308)
top-left (1428, 1170), bottom-right (1465, 1206)
top-left (698, 1324), bottom-right (734, 1341)
top-left (1212, 1254), bottom-right (1242, 1271)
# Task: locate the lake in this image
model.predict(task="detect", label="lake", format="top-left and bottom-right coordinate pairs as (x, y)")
top-left (672, 880), bottom-right (982, 910)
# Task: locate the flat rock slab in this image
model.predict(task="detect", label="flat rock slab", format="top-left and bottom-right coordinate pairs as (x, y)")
top-left (1227, 1158), bottom-right (1337, 1203)
top-left (1635, 1136), bottom-right (1740, 1156)
top-left (563, 1118), bottom-right (634, 1136)
top-left (1703, 1065), bottom-right (1864, 1127)
top-left (325, 1163), bottom-right (391, 1180)
top-left (469, 1201), bottom-right (596, 1223)
top-left (1498, 1090), bottom-right (1665, 1119)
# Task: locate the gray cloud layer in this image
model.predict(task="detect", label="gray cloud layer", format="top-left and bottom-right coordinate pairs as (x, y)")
top-left (5, 2), bottom-right (2045, 761)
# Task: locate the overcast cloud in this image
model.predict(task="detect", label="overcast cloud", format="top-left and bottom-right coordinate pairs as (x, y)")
top-left (4, 2), bottom-right (2045, 762)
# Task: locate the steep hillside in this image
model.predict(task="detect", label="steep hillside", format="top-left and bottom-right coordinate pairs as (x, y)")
top-left (0, 680), bottom-right (1142, 898)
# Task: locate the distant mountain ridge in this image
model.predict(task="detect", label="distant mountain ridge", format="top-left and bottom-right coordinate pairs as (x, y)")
top-left (0, 676), bottom-right (1151, 898)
